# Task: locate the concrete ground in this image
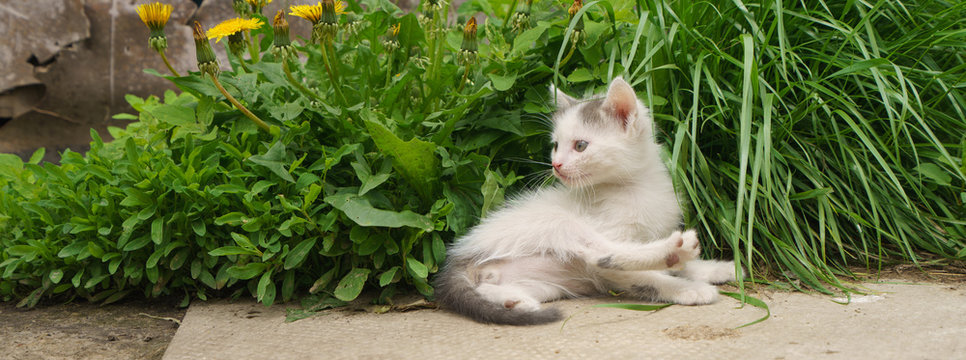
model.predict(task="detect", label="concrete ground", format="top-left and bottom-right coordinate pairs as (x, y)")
top-left (163, 278), bottom-right (966, 359)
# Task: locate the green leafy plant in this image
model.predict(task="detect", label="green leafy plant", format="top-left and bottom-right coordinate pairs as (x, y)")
top-left (1, 0), bottom-right (964, 311)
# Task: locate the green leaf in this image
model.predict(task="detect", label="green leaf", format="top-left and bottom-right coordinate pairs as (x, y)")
top-left (49, 269), bottom-right (64, 284)
top-left (257, 271), bottom-right (276, 305)
top-left (268, 102), bottom-right (304, 122)
top-left (362, 110), bottom-right (440, 200)
top-left (147, 249), bottom-right (163, 269)
top-left (231, 232), bottom-right (257, 250)
top-left (352, 160), bottom-right (392, 197)
top-left (378, 267), bottom-right (400, 287)
top-left (247, 141), bottom-right (295, 183)
top-left (826, 58), bottom-right (891, 79)
top-left (334, 268), bottom-right (371, 301)
top-left (191, 219), bottom-right (207, 236)
top-left (405, 257), bottom-right (429, 279)
top-left (325, 193), bottom-right (433, 230)
top-left (227, 263), bottom-right (268, 280)
top-left (480, 169), bottom-right (505, 218)
top-left (28, 148), bottom-right (46, 164)
top-left (209, 246), bottom-right (260, 256)
top-left (58, 241), bottom-right (88, 258)
top-left (789, 188), bottom-right (833, 201)
top-left (123, 235), bottom-right (152, 252)
top-left (567, 68), bottom-right (595, 83)
top-left (0, 154), bottom-right (24, 179)
top-left (215, 212), bottom-right (250, 226)
top-left (511, 23), bottom-right (549, 57)
top-left (487, 72), bottom-right (518, 91)
top-left (6, 245), bottom-right (39, 257)
top-left (303, 184), bottom-right (322, 210)
top-left (143, 103), bottom-right (195, 126)
top-left (357, 232), bottom-right (384, 256)
top-left (284, 238), bottom-right (317, 270)
top-left (151, 218), bottom-right (163, 244)
top-left (914, 163), bottom-right (952, 186)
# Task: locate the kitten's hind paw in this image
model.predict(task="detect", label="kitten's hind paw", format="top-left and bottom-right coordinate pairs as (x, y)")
top-left (670, 283), bottom-right (719, 305)
top-left (665, 230), bottom-right (701, 270)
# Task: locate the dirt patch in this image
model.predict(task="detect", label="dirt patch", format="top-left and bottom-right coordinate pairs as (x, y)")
top-left (0, 298), bottom-right (186, 360)
top-left (663, 325), bottom-right (740, 341)
top-left (860, 264), bottom-right (966, 285)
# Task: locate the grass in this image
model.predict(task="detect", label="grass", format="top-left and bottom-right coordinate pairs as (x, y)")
top-left (598, 0), bottom-right (966, 292)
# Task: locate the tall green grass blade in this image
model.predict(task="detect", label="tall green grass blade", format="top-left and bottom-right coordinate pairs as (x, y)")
top-left (593, 303), bottom-right (674, 311)
top-left (720, 291), bottom-right (770, 328)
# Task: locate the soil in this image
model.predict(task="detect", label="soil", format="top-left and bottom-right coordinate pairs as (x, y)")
top-left (663, 324), bottom-right (740, 341)
top-left (0, 297), bottom-right (186, 360)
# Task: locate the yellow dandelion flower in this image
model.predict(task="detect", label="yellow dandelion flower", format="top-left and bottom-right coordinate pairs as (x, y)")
top-left (289, 3), bottom-right (323, 23)
top-left (333, 1), bottom-right (347, 15)
top-left (289, 1), bottom-right (347, 23)
top-left (136, 2), bottom-right (173, 32)
top-left (206, 18), bottom-right (264, 42)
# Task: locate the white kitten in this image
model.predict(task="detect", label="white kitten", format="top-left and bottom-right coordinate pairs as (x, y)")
top-left (434, 77), bottom-right (738, 325)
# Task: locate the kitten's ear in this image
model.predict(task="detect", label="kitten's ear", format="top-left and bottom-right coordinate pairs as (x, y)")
top-left (602, 77), bottom-right (638, 130)
top-left (550, 83), bottom-right (578, 110)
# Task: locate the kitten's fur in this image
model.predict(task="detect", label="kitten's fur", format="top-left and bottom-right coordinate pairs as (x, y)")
top-left (434, 77), bottom-right (738, 325)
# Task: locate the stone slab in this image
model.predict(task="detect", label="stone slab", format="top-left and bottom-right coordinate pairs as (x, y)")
top-left (163, 280), bottom-right (966, 359)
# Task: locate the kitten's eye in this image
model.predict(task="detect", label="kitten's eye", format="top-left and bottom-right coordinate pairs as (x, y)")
top-left (574, 140), bottom-right (589, 152)
top-left (551, 141), bottom-right (558, 152)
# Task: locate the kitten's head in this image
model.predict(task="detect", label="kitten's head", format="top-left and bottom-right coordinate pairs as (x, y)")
top-left (549, 77), bottom-right (657, 188)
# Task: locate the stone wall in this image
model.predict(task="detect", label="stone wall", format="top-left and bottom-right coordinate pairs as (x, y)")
top-left (0, 0), bottom-right (319, 163)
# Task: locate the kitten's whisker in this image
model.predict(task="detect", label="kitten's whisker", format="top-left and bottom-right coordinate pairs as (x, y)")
top-left (504, 157), bottom-right (552, 167)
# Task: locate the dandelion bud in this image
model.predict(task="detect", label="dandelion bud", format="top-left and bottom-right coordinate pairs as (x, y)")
top-left (510, 12), bottom-right (531, 33)
top-left (458, 17), bottom-right (478, 66)
top-left (425, 0), bottom-right (447, 12)
top-left (567, 0), bottom-right (585, 44)
top-left (272, 10), bottom-right (292, 47)
top-left (315, 0), bottom-right (341, 42)
top-left (510, 0), bottom-right (532, 33)
top-left (343, 16), bottom-right (364, 39)
top-left (270, 11), bottom-right (296, 61)
top-left (227, 32), bottom-right (246, 58)
top-left (232, 0), bottom-right (252, 18)
top-left (193, 21), bottom-right (220, 77)
top-left (381, 23), bottom-right (400, 54)
top-left (246, 0), bottom-right (272, 16)
top-left (568, 0), bottom-right (583, 18)
top-left (291, 1), bottom-right (346, 44)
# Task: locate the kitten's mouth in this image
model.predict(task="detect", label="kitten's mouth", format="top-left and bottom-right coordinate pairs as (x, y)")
top-left (553, 168), bottom-right (583, 184)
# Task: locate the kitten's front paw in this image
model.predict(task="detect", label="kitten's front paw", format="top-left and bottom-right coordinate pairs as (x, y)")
top-left (670, 283), bottom-right (719, 305)
top-left (665, 230), bottom-right (701, 270)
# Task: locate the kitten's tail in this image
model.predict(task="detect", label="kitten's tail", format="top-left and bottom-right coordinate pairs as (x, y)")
top-left (434, 258), bottom-right (562, 326)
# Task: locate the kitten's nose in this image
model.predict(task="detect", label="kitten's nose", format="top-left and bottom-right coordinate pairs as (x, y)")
top-left (552, 162), bottom-right (562, 170)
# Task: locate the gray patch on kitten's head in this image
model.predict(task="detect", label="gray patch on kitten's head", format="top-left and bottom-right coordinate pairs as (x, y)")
top-left (578, 99), bottom-right (607, 128)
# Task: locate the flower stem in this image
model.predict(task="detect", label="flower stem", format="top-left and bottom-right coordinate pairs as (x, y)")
top-left (246, 30), bottom-right (260, 64)
top-left (559, 41), bottom-right (577, 68)
top-left (237, 56), bottom-right (252, 73)
top-left (384, 51), bottom-right (394, 87)
top-left (282, 60), bottom-right (325, 104)
top-left (209, 74), bottom-right (270, 133)
top-left (457, 65), bottom-right (471, 93)
top-left (319, 42), bottom-right (347, 105)
top-left (158, 50), bottom-right (181, 77)
top-left (501, 0), bottom-right (520, 31)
